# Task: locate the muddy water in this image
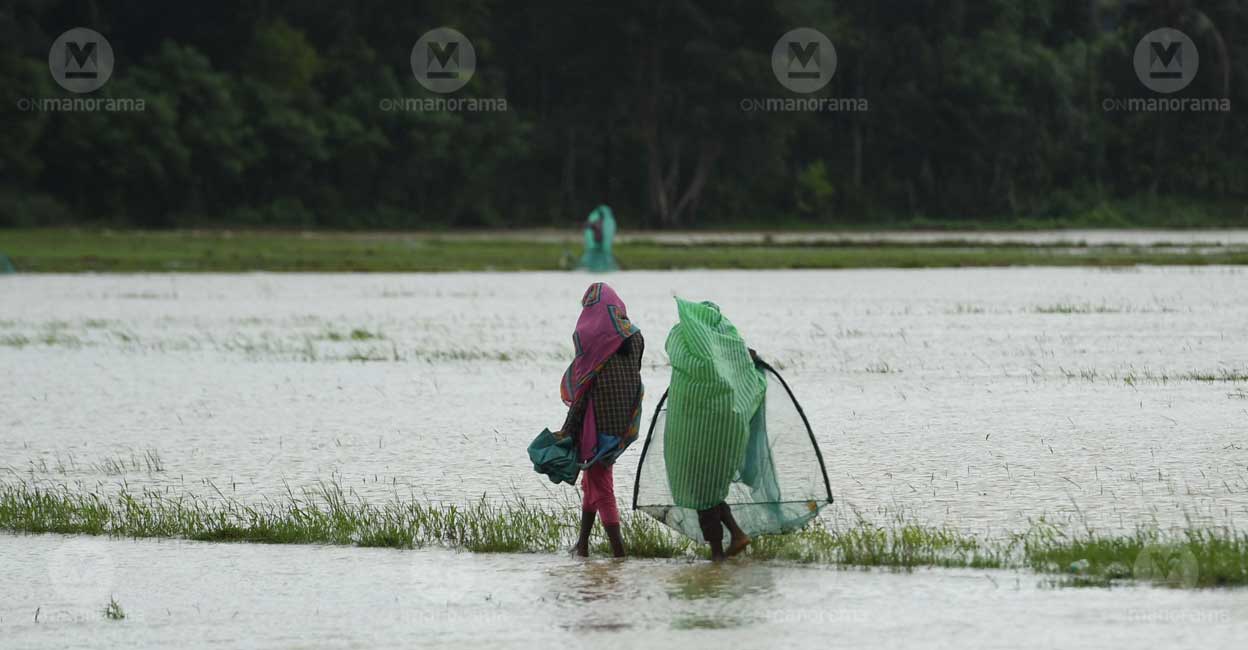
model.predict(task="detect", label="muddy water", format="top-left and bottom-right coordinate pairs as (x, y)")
top-left (1, 533), bottom-right (1245, 649)
top-left (3, 269), bottom-right (1246, 533)
top-left (2, 268), bottom-right (1248, 646)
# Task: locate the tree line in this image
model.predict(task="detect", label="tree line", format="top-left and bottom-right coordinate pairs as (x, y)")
top-left (1, 0), bottom-right (1244, 230)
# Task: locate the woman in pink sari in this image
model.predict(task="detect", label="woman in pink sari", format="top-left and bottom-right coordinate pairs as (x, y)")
top-left (556, 282), bottom-right (645, 557)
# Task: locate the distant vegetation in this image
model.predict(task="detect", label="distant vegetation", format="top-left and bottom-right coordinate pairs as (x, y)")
top-left (4, 228), bottom-right (1248, 272)
top-left (1, 2), bottom-right (1245, 229)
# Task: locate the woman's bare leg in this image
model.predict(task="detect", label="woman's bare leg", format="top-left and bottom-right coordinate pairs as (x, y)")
top-left (720, 503), bottom-right (751, 556)
top-left (697, 506), bottom-right (726, 560)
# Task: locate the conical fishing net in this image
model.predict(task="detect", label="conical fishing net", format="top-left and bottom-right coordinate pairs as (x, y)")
top-left (632, 299), bottom-right (832, 541)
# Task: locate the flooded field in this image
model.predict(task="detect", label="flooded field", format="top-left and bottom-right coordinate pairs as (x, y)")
top-left (2, 268), bottom-right (1247, 646)
top-left (2, 533), bottom-right (1244, 650)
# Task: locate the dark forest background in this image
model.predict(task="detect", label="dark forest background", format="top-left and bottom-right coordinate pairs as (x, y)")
top-left (0, 0), bottom-right (1244, 230)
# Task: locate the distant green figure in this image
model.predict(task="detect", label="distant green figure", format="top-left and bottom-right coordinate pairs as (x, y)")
top-left (578, 205), bottom-right (619, 272)
top-left (0, 253), bottom-right (14, 274)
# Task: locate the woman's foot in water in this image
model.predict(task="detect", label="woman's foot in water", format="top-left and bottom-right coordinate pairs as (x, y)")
top-left (726, 534), bottom-right (751, 557)
top-left (698, 506), bottom-right (726, 561)
top-left (720, 503), bottom-right (751, 557)
top-left (604, 523), bottom-right (626, 558)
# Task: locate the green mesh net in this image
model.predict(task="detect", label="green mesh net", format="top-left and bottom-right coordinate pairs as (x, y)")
top-left (632, 299), bottom-right (832, 542)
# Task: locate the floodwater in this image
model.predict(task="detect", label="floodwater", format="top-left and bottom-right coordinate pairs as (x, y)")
top-left (3, 268), bottom-right (1248, 646)
top-left (1, 532), bottom-right (1245, 649)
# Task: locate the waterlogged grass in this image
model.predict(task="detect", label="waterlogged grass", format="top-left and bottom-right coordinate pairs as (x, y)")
top-left (1032, 303), bottom-right (1124, 314)
top-left (93, 449), bottom-right (165, 475)
top-left (1059, 367), bottom-right (1248, 384)
top-left (103, 596), bottom-right (126, 621)
top-left (5, 228), bottom-right (1248, 272)
top-left (1024, 524), bottom-right (1248, 588)
top-left (3, 481), bottom-right (1246, 587)
top-left (321, 328), bottom-right (383, 342)
top-left (0, 317), bottom-right (554, 364)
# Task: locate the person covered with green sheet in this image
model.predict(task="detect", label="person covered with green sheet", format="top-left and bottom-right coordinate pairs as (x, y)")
top-left (577, 205), bottom-right (619, 272)
top-left (663, 298), bottom-right (766, 560)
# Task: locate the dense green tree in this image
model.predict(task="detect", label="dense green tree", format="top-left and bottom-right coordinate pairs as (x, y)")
top-left (0, 0), bottom-right (1243, 229)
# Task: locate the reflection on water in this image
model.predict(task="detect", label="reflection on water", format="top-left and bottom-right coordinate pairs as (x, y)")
top-left (547, 558), bottom-right (628, 604)
top-left (667, 563), bottom-right (775, 601)
top-left (666, 563), bottom-right (777, 630)
top-left (548, 559), bottom-right (635, 633)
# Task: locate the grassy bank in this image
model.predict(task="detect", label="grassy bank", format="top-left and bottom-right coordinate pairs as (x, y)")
top-left (3, 228), bottom-right (1248, 272)
top-left (2, 481), bottom-right (1245, 587)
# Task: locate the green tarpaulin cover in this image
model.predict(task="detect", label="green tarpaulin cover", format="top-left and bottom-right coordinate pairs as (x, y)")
top-left (633, 298), bottom-right (833, 542)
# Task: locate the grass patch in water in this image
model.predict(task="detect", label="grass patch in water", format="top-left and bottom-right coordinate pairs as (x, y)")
top-left (1024, 523), bottom-right (1248, 588)
top-left (103, 596), bottom-right (125, 621)
top-left (1032, 303), bottom-right (1122, 314)
top-left (322, 328), bottom-right (383, 342)
top-left (3, 480), bottom-right (1246, 587)
top-left (747, 521), bottom-right (1007, 569)
top-left (1059, 366), bottom-right (1248, 384)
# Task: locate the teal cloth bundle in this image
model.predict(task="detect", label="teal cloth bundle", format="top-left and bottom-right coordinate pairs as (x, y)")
top-left (527, 428), bottom-right (580, 485)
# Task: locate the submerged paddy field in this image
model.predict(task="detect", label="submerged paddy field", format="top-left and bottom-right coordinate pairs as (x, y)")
top-left (2, 267), bottom-right (1247, 647)
top-left (5, 228), bottom-right (1248, 272)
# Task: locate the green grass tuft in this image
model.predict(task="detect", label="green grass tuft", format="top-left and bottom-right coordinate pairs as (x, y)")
top-left (3, 480), bottom-right (1246, 587)
top-left (103, 596), bottom-right (125, 620)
